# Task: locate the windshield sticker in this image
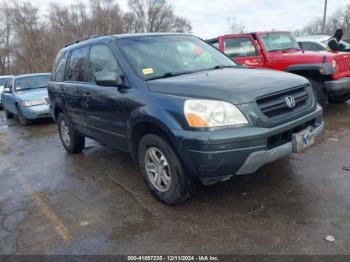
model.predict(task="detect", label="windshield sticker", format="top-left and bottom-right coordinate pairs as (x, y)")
top-left (142, 68), bottom-right (154, 75)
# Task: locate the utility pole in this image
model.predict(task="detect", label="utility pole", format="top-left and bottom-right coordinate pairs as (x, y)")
top-left (322, 0), bottom-right (328, 34)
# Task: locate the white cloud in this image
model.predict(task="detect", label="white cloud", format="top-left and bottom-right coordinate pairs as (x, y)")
top-left (31, 0), bottom-right (350, 39)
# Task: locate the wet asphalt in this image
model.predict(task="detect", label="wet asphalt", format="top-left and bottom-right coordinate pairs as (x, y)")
top-left (0, 103), bottom-right (350, 255)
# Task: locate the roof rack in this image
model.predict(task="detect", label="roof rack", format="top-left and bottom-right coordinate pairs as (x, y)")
top-left (64, 34), bottom-right (100, 48)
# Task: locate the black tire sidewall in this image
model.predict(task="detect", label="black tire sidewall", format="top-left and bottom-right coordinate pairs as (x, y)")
top-left (307, 78), bottom-right (328, 108)
top-left (138, 134), bottom-right (190, 205)
top-left (328, 93), bottom-right (350, 104)
top-left (57, 113), bottom-right (84, 153)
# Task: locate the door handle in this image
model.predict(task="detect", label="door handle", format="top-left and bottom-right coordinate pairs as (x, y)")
top-left (83, 92), bottom-right (90, 96)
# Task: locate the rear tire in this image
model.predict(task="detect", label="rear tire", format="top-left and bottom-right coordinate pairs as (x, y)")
top-left (16, 105), bottom-right (31, 126)
top-left (306, 78), bottom-right (328, 108)
top-left (138, 134), bottom-right (192, 205)
top-left (57, 113), bottom-right (85, 153)
top-left (328, 93), bottom-right (350, 104)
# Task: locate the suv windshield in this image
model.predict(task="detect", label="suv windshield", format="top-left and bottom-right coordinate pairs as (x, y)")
top-left (261, 32), bottom-right (301, 52)
top-left (118, 35), bottom-right (237, 80)
top-left (15, 75), bottom-right (50, 91)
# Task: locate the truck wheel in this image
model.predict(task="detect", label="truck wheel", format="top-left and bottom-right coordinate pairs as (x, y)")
top-left (57, 113), bottom-right (85, 153)
top-left (307, 78), bottom-right (328, 108)
top-left (138, 134), bottom-right (192, 205)
top-left (4, 108), bottom-right (14, 119)
top-left (328, 93), bottom-right (350, 104)
top-left (16, 105), bottom-right (31, 126)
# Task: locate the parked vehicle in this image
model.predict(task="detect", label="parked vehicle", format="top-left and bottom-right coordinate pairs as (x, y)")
top-left (343, 38), bottom-right (350, 44)
top-left (49, 34), bottom-right (324, 204)
top-left (0, 75), bottom-right (14, 108)
top-left (1, 73), bottom-right (51, 125)
top-left (208, 31), bottom-right (350, 107)
top-left (297, 35), bottom-right (350, 52)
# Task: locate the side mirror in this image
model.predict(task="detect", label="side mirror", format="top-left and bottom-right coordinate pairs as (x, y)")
top-left (2, 87), bottom-right (10, 93)
top-left (95, 71), bottom-right (124, 87)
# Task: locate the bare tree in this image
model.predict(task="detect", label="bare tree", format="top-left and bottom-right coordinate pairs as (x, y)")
top-left (0, 0), bottom-right (14, 74)
top-left (227, 16), bottom-right (246, 34)
top-left (127, 0), bottom-right (192, 33)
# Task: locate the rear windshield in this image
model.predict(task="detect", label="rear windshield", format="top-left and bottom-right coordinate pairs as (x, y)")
top-left (0, 77), bottom-right (12, 86)
top-left (117, 35), bottom-right (237, 80)
top-left (15, 75), bottom-right (50, 91)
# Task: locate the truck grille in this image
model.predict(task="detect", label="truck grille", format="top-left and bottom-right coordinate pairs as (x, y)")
top-left (335, 55), bottom-right (350, 73)
top-left (256, 85), bottom-right (311, 119)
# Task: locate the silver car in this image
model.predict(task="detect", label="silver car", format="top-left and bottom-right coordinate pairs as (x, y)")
top-left (297, 35), bottom-right (350, 52)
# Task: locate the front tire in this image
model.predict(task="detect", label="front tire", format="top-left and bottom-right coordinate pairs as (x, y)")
top-left (16, 105), bottom-right (31, 126)
top-left (4, 108), bottom-right (14, 119)
top-left (307, 78), bottom-right (328, 109)
top-left (57, 113), bottom-right (85, 153)
top-left (138, 134), bottom-right (192, 205)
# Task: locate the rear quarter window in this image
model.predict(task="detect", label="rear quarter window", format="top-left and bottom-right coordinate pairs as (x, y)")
top-left (51, 50), bottom-right (68, 82)
top-left (66, 47), bottom-right (88, 82)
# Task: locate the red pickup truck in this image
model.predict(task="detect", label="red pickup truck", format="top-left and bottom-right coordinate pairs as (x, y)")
top-left (208, 31), bottom-right (350, 107)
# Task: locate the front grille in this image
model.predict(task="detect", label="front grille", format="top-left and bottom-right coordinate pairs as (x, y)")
top-left (256, 85), bottom-right (310, 119)
top-left (335, 55), bottom-right (350, 73)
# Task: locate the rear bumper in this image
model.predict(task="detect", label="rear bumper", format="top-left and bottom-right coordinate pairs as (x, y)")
top-left (174, 105), bottom-right (323, 185)
top-left (325, 77), bottom-right (350, 93)
top-left (21, 104), bottom-right (51, 119)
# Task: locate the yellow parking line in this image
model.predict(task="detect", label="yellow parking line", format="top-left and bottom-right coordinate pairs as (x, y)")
top-left (15, 169), bottom-right (72, 244)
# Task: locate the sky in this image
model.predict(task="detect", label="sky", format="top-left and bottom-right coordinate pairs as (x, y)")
top-left (31, 0), bottom-right (350, 39)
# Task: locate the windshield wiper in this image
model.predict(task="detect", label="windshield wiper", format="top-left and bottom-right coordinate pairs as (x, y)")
top-left (17, 86), bottom-right (48, 91)
top-left (210, 65), bottom-right (236, 70)
top-left (147, 71), bottom-right (193, 81)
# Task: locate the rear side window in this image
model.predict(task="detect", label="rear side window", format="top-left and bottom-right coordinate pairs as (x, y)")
top-left (66, 47), bottom-right (88, 81)
top-left (51, 50), bottom-right (68, 82)
top-left (223, 37), bottom-right (258, 58)
top-left (88, 45), bottom-right (118, 82)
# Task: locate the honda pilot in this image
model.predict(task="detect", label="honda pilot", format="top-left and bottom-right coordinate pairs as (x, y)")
top-left (48, 33), bottom-right (324, 204)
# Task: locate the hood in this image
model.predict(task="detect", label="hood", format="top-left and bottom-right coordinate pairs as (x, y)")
top-left (16, 88), bottom-right (48, 101)
top-left (276, 49), bottom-right (337, 62)
top-left (147, 68), bottom-right (308, 104)
top-left (272, 49), bottom-right (350, 65)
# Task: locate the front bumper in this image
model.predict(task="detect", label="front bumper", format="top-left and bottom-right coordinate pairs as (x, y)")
top-left (21, 104), bottom-right (51, 119)
top-left (236, 121), bottom-right (324, 175)
top-left (325, 77), bottom-right (350, 93)
top-left (174, 105), bottom-right (323, 185)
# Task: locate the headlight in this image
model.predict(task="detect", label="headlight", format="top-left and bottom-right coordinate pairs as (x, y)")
top-left (332, 59), bottom-right (337, 69)
top-left (184, 99), bottom-right (249, 128)
top-left (21, 99), bottom-right (46, 107)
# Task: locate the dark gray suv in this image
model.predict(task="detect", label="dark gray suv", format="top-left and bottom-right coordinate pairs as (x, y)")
top-left (48, 33), bottom-right (324, 204)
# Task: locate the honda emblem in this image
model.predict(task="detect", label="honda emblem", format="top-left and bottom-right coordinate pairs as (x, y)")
top-left (285, 96), bottom-right (296, 108)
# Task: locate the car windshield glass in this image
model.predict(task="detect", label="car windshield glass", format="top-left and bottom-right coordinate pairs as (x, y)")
top-left (117, 35), bottom-right (237, 80)
top-left (15, 75), bottom-right (50, 91)
top-left (261, 32), bottom-right (301, 52)
top-left (0, 77), bottom-right (12, 86)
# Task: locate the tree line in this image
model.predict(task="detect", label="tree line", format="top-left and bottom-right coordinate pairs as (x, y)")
top-left (297, 4), bottom-right (350, 36)
top-left (0, 0), bottom-right (192, 75)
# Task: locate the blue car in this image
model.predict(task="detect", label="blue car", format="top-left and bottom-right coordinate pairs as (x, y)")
top-left (1, 73), bottom-right (51, 125)
top-left (0, 75), bottom-right (14, 108)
